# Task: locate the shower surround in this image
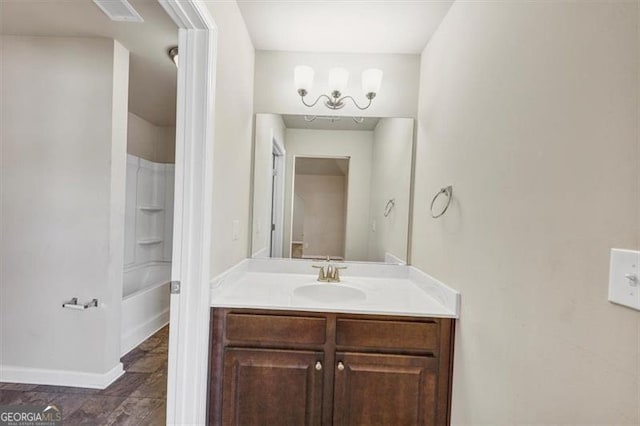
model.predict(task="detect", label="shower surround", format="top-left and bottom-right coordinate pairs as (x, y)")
top-left (122, 154), bottom-right (174, 355)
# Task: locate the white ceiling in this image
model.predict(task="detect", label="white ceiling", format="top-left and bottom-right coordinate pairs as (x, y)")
top-left (283, 114), bottom-right (380, 131)
top-left (0, 0), bottom-right (178, 126)
top-left (237, 0), bottom-right (455, 54)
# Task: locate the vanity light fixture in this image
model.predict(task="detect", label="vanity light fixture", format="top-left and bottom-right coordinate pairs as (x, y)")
top-left (168, 47), bottom-right (179, 67)
top-left (294, 66), bottom-right (383, 111)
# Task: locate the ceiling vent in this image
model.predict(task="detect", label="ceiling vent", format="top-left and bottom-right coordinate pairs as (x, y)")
top-left (93, 0), bottom-right (144, 22)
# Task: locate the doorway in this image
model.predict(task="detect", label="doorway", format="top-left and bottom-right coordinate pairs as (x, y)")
top-left (291, 156), bottom-right (349, 260)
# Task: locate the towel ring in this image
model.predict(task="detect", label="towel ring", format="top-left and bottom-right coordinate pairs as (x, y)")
top-left (384, 199), bottom-right (395, 217)
top-left (430, 186), bottom-right (453, 218)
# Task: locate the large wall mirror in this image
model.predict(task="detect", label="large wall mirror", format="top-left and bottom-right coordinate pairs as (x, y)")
top-left (251, 113), bottom-right (414, 264)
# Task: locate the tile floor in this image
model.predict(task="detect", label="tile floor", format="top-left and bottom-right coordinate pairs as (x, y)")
top-left (0, 325), bottom-right (168, 425)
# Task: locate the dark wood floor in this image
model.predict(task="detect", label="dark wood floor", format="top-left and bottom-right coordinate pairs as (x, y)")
top-left (0, 325), bottom-right (168, 425)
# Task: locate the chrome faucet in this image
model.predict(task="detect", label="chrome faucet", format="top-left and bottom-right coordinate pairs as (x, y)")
top-left (313, 256), bottom-right (347, 283)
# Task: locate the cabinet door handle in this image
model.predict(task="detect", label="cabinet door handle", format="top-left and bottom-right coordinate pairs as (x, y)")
top-left (315, 361), bottom-right (322, 371)
top-left (337, 361), bottom-right (345, 371)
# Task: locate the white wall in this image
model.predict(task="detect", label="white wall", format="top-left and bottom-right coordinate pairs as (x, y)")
top-left (251, 113), bottom-right (285, 257)
top-left (1, 36), bottom-right (129, 383)
top-left (412, 2), bottom-right (640, 423)
top-left (294, 174), bottom-right (347, 258)
top-left (203, 2), bottom-right (256, 275)
top-left (284, 129), bottom-right (373, 260)
top-left (127, 112), bottom-right (175, 164)
top-left (368, 118), bottom-right (414, 262)
top-left (254, 50), bottom-right (420, 118)
top-left (106, 40), bottom-right (129, 377)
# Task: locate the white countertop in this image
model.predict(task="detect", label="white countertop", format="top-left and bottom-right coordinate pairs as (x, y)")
top-left (210, 258), bottom-right (460, 318)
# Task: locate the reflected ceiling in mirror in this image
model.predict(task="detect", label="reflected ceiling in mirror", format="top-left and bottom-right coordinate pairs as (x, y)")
top-left (283, 115), bottom-right (380, 131)
top-left (251, 113), bottom-right (414, 264)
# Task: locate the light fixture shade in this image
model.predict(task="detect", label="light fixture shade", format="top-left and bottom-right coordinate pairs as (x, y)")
top-left (328, 67), bottom-right (349, 93)
top-left (362, 68), bottom-right (383, 95)
top-left (294, 65), bottom-right (315, 92)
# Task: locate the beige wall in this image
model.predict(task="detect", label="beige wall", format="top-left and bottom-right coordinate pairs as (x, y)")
top-left (292, 193), bottom-right (305, 242)
top-left (127, 112), bottom-right (175, 164)
top-left (251, 113), bottom-right (285, 257)
top-left (294, 174), bottom-right (347, 258)
top-left (368, 118), bottom-right (414, 262)
top-left (284, 129), bottom-right (373, 260)
top-left (412, 1), bottom-right (640, 423)
top-left (203, 2), bottom-right (255, 275)
top-left (1, 36), bottom-right (128, 376)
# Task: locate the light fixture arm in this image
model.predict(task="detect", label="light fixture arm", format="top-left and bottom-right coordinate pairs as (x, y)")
top-left (298, 90), bottom-right (376, 111)
top-left (298, 92), bottom-right (333, 108)
top-left (336, 95), bottom-right (374, 111)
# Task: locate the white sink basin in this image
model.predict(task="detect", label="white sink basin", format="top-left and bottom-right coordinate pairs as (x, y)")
top-left (292, 283), bottom-right (366, 304)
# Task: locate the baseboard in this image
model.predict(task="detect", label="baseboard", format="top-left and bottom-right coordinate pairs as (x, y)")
top-left (0, 362), bottom-right (124, 389)
top-left (121, 309), bottom-right (169, 356)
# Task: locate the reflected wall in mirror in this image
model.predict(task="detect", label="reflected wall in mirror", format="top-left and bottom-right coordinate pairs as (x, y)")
top-left (292, 157), bottom-right (349, 260)
top-left (251, 113), bottom-right (414, 264)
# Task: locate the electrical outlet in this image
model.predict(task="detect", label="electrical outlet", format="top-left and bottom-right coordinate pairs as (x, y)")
top-left (609, 248), bottom-right (640, 311)
top-left (232, 220), bottom-right (240, 241)
top-left (372, 220), bottom-right (376, 232)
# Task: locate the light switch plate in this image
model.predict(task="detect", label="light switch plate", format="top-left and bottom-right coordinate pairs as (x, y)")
top-left (609, 248), bottom-right (640, 311)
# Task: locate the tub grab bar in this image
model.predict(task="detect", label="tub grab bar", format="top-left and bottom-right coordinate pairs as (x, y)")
top-left (62, 297), bottom-right (98, 310)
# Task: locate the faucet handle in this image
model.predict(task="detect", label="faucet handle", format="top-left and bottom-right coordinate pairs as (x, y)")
top-left (333, 266), bottom-right (347, 282)
top-left (312, 265), bottom-right (327, 281)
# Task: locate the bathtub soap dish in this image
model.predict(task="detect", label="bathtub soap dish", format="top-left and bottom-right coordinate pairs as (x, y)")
top-left (62, 297), bottom-right (98, 310)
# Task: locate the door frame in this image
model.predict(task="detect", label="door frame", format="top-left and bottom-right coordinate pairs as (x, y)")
top-left (270, 135), bottom-right (286, 258)
top-left (158, 0), bottom-right (217, 424)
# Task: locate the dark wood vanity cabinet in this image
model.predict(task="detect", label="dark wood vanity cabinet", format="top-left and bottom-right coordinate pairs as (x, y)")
top-left (221, 349), bottom-right (324, 425)
top-left (333, 352), bottom-right (438, 425)
top-left (208, 308), bottom-right (455, 426)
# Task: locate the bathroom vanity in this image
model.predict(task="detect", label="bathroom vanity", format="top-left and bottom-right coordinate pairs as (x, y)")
top-left (207, 259), bottom-right (460, 425)
top-left (209, 308), bottom-right (454, 425)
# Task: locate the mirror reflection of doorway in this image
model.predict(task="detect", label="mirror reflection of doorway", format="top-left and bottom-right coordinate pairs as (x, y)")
top-left (269, 139), bottom-right (285, 257)
top-left (291, 157), bottom-right (349, 260)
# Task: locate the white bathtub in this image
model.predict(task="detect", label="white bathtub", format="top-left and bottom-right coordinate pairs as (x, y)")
top-left (121, 262), bottom-right (171, 355)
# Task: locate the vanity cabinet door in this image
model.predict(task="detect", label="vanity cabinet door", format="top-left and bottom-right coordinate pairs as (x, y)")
top-left (222, 348), bottom-right (324, 426)
top-left (332, 352), bottom-right (439, 426)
